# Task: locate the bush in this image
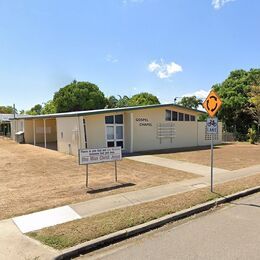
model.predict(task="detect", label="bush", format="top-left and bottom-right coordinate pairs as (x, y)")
top-left (247, 128), bottom-right (257, 144)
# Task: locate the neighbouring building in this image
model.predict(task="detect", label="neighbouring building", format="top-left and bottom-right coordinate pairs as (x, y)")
top-left (10, 103), bottom-right (222, 155)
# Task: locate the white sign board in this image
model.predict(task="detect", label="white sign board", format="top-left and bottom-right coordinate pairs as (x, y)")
top-left (206, 117), bottom-right (218, 134)
top-left (79, 147), bottom-right (122, 165)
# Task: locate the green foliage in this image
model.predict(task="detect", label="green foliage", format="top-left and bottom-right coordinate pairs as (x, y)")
top-left (197, 113), bottom-right (208, 122)
top-left (42, 100), bottom-right (57, 114)
top-left (106, 96), bottom-right (118, 108)
top-left (26, 104), bottom-right (43, 115)
top-left (247, 128), bottom-right (257, 144)
top-left (53, 81), bottom-right (106, 113)
top-left (0, 106), bottom-right (13, 114)
top-left (128, 92), bottom-right (160, 107)
top-left (116, 95), bottom-right (130, 107)
top-left (177, 96), bottom-right (202, 109)
top-left (213, 69), bottom-right (260, 135)
top-left (249, 85), bottom-right (260, 135)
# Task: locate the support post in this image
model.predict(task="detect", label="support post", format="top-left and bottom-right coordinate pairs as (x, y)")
top-left (86, 164), bottom-right (89, 188)
top-left (43, 119), bottom-right (47, 148)
top-left (210, 133), bottom-right (214, 192)
top-left (33, 119), bottom-right (36, 146)
top-left (115, 160), bottom-right (118, 182)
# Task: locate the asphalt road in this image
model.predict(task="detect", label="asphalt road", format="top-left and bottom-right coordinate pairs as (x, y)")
top-left (81, 192), bottom-right (260, 260)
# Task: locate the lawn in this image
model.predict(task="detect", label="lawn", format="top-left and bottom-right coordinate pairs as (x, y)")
top-left (156, 143), bottom-right (260, 170)
top-left (0, 139), bottom-right (198, 220)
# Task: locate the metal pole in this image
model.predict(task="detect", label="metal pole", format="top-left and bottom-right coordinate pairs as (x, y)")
top-left (211, 133), bottom-right (214, 192)
top-left (115, 160), bottom-right (118, 182)
top-left (86, 164), bottom-right (89, 188)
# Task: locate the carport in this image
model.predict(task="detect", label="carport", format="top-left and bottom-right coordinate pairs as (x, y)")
top-left (24, 118), bottom-right (57, 150)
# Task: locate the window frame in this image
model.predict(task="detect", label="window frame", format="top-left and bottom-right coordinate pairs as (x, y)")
top-left (105, 114), bottom-right (124, 149)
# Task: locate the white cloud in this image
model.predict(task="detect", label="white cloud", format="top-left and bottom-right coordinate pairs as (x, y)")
top-left (106, 54), bottom-right (119, 63)
top-left (182, 89), bottom-right (209, 99)
top-left (212, 0), bottom-right (235, 9)
top-left (148, 59), bottom-right (183, 79)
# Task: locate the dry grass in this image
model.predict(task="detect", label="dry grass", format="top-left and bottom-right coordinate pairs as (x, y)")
top-left (28, 173), bottom-right (260, 250)
top-left (0, 139), bottom-right (198, 220)
top-left (157, 143), bottom-right (260, 170)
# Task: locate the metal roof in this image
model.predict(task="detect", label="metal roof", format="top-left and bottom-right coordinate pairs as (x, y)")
top-left (0, 114), bottom-right (30, 122)
top-left (11, 103), bottom-right (205, 120)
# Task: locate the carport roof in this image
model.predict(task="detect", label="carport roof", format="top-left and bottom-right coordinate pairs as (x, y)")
top-left (11, 103), bottom-right (206, 120)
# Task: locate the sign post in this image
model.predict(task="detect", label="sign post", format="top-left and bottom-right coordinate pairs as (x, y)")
top-left (78, 147), bottom-right (122, 188)
top-left (203, 90), bottom-right (222, 192)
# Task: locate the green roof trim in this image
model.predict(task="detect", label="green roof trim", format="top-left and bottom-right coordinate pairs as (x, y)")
top-left (11, 103), bottom-right (206, 120)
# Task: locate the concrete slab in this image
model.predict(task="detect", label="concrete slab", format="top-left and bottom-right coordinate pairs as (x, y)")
top-left (0, 219), bottom-right (57, 260)
top-left (13, 205), bottom-right (81, 233)
top-left (127, 155), bottom-right (231, 176)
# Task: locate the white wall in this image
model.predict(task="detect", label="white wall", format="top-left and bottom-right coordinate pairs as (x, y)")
top-left (56, 117), bottom-right (82, 156)
top-left (198, 122), bottom-right (222, 146)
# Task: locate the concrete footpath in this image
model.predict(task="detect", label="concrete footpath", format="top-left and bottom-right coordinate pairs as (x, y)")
top-left (1, 156), bottom-right (260, 259)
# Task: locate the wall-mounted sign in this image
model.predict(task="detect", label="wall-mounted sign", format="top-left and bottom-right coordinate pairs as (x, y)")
top-left (78, 147), bottom-right (122, 165)
top-left (135, 118), bottom-right (152, 127)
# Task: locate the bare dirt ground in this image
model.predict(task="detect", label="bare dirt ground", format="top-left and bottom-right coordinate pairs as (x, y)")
top-left (157, 143), bottom-right (260, 170)
top-left (0, 139), bottom-right (198, 220)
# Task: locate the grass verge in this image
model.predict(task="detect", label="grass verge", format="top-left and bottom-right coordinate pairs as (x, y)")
top-left (28, 173), bottom-right (260, 250)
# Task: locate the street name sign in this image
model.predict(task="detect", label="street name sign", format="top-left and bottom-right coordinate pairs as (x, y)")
top-left (203, 90), bottom-right (222, 118)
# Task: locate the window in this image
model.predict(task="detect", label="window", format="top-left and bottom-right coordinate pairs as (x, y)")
top-left (105, 115), bottom-right (114, 124)
top-left (106, 126), bottom-right (114, 140)
top-left (191, 115), bottom-right (195, 121)
top-left (105, 114), bottom-right (124, 148)
top-left (165, 110), bottom-right (171, 121)
top-left (172, 111), bottom-right (178, 121)
top-left (185, 114), bottom-right (190, 121)
top-left (178, 113), bottom-right (184, 121)
top-left (116, 126), bottom-right (123, 139)
top-left (115, 114), bottom-right (123, 124)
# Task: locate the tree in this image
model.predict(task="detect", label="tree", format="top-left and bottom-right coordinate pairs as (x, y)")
top-left (26, 104), bottom-right (43, 115)
top-left (0, 106), bottom-right (13, 114)
top-left (177, 96), bottom-right (202, 109)
top-left (53, 81), bottom-right (106, 112)
top-left (116, 95), bottom-right (130, 107)
top-left (213, 69), bottom-right (260, 137)
top-left (106, 96), bottom-right (118, 108)
top-left (128, 92), bottom-right (160, 107)
top-left (249, 85), bottom-right (260, 136)
top-left (42, 100), bottom-right (57, 114)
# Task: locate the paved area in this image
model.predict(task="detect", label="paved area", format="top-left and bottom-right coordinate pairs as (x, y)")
top-left (128, 155), bottom-right (231, 176)
top-left (0, 219), bottom-right (57, 260)
top-left (84, 192), bottom-right (260, 260)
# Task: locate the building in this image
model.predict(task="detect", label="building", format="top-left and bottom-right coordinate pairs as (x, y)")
top-left (10, 103), bottom-right (222, 155)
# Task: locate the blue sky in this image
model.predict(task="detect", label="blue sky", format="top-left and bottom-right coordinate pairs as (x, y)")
top-left (0, 0), bottom-right (259, 110)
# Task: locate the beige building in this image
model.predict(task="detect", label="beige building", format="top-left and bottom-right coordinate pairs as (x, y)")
top-left (11, 104), bottom-right (222, 156)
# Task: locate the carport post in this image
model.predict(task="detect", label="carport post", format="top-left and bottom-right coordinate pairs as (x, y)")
top-left (33, 119), bottom-right (36, 146)
top-left (43, 119), bottom-right (47, 148)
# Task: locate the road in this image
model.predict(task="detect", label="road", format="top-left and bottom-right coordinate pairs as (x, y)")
top-left (80, 192), bottom-right (260, 260)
